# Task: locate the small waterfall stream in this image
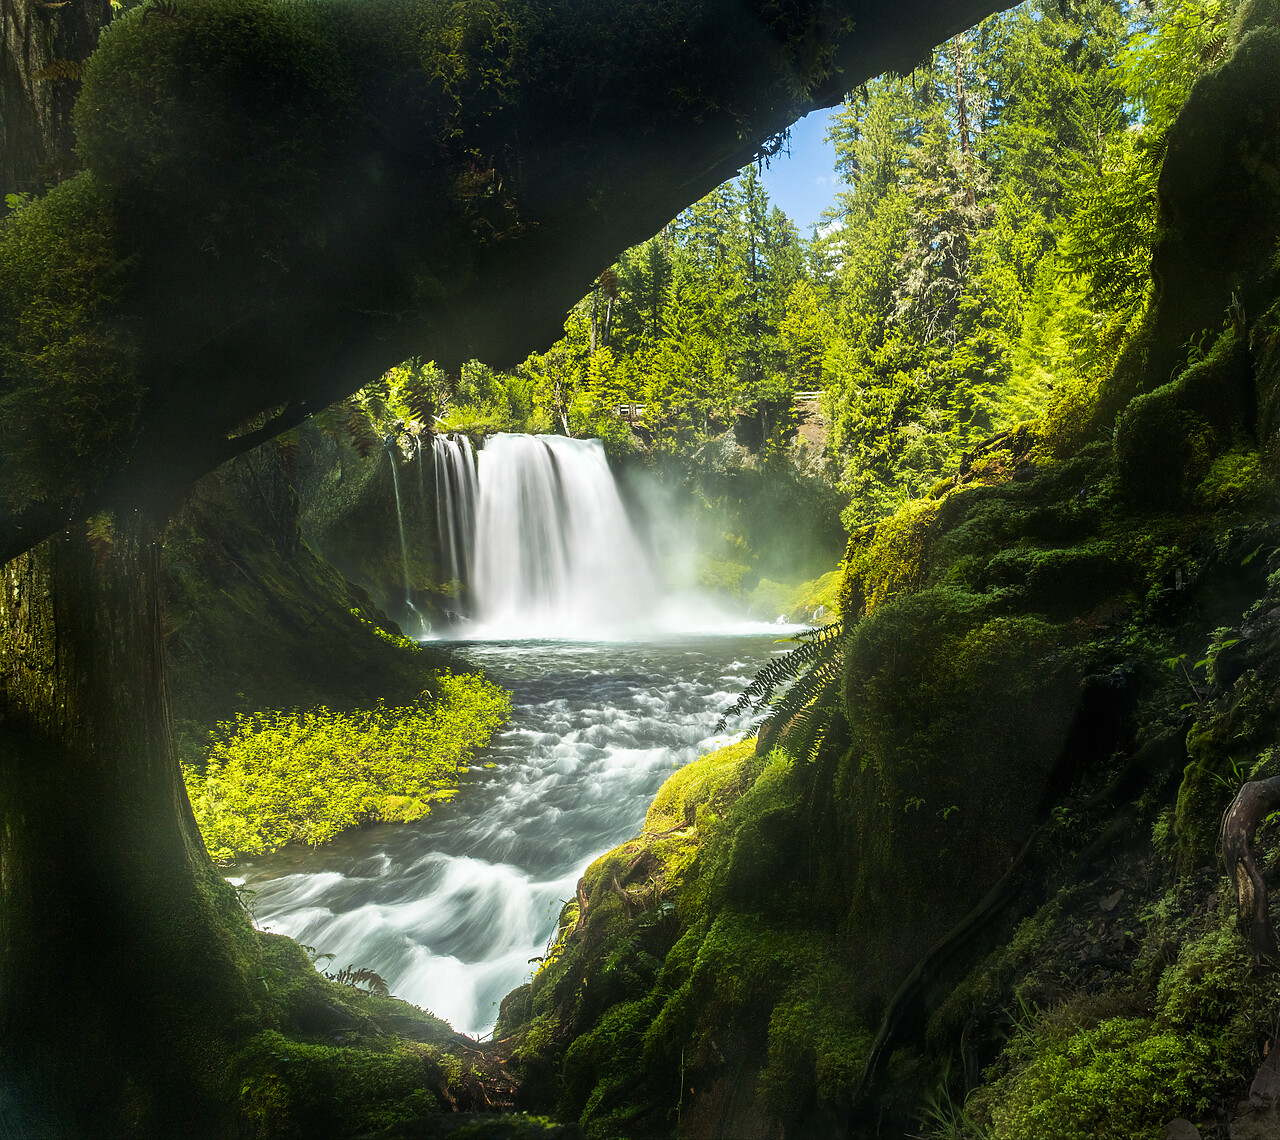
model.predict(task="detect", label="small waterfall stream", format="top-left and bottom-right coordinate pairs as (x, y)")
top-left (433, 434), bottom-right (478, 593)
top-left (385, 441), bottom-right (427, 636)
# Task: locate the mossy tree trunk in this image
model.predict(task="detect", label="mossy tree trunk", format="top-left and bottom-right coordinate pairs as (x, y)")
top-left (0, 514), bottom-right (262, 1136)
top-left (0, 0), bottom-right (111, 196)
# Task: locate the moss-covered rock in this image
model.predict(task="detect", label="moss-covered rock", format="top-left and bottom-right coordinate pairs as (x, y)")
top-left (163, 438), bottom-right (450, 753)
top-left (1114, 332), bottom-right (1255, 506)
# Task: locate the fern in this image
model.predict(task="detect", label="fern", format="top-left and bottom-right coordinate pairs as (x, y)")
top-left (326, 963), bottom-right (390, 996)
top-left (716, 621), bottom-right (845, 761)
top-left (343, 399), bottom-right (379, 458)
top-left (758, 652), bottom-right (844, 759)
top-left (400, 373), bottom-right (436, 426)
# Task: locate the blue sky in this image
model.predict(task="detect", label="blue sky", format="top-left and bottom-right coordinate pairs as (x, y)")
top-left (756, 107), bottom-right (841, 233)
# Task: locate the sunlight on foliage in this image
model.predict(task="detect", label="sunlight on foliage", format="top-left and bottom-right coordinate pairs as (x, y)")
top-left (184, 673), bottom-right (509, 862)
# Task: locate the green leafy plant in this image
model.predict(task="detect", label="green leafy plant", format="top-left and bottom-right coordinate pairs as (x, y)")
top-left (716, 620), bottom-right (845, 760)
top-left (183, 672), bottom-right (509, 862)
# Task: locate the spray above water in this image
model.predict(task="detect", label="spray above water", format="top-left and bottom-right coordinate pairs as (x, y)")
top-left (471, 434), bottom-right (660, 638)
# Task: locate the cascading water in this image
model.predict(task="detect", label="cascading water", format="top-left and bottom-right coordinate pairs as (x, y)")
top-left (385, 441), bottom-right (427, 636)
top-left (233, 636), bottom-right (781, 1036)
top-left (471, 434), bottom-right (659, 637)
top-left (432, 434), bottom-right (478, 594)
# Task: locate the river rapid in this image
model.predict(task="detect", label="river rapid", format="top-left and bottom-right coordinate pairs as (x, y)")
top-left (232, 630), bottom-right (794, 1037)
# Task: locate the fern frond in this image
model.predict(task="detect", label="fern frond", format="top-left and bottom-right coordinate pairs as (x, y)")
top-left (715, 620), bottom-right (844, 733)
top-left (400, 373), bottom-right (437, 426)
top-left (759, 658), bottom-right (844, 759)
top-left (344, 400), bottom-right (379, 458)
top-left (326, 963), bottom-right (390, 996)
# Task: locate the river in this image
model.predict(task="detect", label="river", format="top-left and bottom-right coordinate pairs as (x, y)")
top-left (232, 628), bottom-right (795, 1038)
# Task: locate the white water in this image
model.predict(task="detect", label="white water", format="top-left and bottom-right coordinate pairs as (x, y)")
top-left (234, 635), bottom-right (791, 1037)
top-left (471, 434), bottom-right (662, 638)
top-left (433, 434), bottom-right (478, 590)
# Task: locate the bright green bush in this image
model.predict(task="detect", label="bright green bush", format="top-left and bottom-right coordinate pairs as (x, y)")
top-left (982, 1017), bottom-right (1214, 1140)
top-left (185, 672), bottom-right (509, 861)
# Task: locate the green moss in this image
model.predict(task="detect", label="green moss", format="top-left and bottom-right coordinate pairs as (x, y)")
top-left (561, 993), bottom-right (664, 1136)
top-left (840, 497), bottom-right (941, 617)
top-left (1196, 446), bottom-right (1275, 509)
top-left (1031, 373), bottom-right (1107, 462)
top-left (235, 1029), bottom-right (446, 1139)
top-left (974, 1017), bottom-right (1214, 1140)
top-left (1154, 923), bottom-right (1266, 1080)
top-left (758, 966), bottom-right (871, 1123)
top-left (0, 174), bottom-right (141, 511)
top-left (1112, 329), bottom-right (1258, 507)
top-left (77, 0), bottom-right (356, 261)
top-left (644, 740), bottom-right (757, 835)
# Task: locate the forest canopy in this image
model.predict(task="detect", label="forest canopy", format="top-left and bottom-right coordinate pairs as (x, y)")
top-left (378, 0), bottom-right (1231, 530)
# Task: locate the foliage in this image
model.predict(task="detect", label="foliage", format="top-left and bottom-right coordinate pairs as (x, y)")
top-left (716, 621), bottom-right (845, 760)
top-left (973, 1017), bottom-right (1214, 1140)
top-left (184, 673), bottom-right (509, 861)
top-left (0, 175), bottom-right (141, 511)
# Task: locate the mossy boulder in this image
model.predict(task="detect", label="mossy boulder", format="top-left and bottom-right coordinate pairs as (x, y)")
top-left (296, 427), bottom-right (441, 629)
top-left (1114, 333), bottom-right (1255, 507)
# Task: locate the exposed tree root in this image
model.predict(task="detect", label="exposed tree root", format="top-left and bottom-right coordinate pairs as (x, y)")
top-left (1222, 775), bottom-right (1280, 962)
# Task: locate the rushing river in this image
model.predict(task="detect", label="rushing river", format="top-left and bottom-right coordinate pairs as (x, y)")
top-left (233, 630), bottom-right (795, 1038)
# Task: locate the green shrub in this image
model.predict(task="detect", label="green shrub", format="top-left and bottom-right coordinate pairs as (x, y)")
top-left (980, 1017), bottom-right (1214, 1140)
top-left (184, 672), bottom-right (509, 861)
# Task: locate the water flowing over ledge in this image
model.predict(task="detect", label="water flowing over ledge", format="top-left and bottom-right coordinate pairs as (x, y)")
top-left (471, 434), bottom-right (660, 639)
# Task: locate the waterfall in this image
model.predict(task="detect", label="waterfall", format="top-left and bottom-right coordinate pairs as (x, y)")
top-left (432, 434), bottom-right (478, 596)
top-left (386, 441), bottom-right (428, 636)
top-left (472, 434), bottom-right (659, 637)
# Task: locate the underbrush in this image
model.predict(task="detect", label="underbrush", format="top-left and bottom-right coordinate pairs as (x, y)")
top-left (184, 672), bottom-right (509, 861)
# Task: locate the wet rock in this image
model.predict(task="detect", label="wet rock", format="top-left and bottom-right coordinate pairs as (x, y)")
top-left (1165, 1120), bottom-right (1202, 1140)
top-left (1251, 1046), bottom-right (1280, 1106)
top-left (1231, 1102), bottom-right (1280, 1139)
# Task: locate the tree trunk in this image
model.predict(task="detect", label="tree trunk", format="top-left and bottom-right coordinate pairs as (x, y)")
top-left (0, 514), bottom-right (263, 1136)
top-left (1, 0), bottom-right (111, 196)
top-left (951, 34), bottom-right (976, 209)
